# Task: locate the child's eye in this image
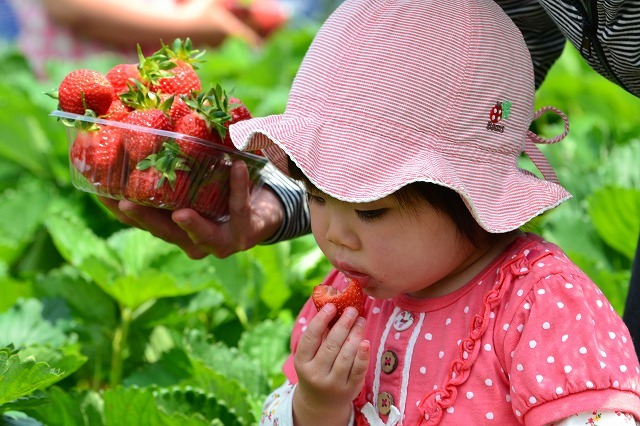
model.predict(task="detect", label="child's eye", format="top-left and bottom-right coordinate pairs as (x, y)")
top-left (356, 209), bottom-right (387, 221)
top-left (306, 193), bottom-right (326, 205)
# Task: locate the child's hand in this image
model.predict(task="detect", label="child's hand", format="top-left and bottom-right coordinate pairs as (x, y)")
top-left (292, 303), bottom-right (370, 425)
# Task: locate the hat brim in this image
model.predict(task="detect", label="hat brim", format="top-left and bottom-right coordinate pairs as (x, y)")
top-left (230, 114), bottom-right (571, 233)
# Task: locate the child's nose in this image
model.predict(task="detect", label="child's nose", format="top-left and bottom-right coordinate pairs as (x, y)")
top-left (324, 215), bottom-right (359, 250)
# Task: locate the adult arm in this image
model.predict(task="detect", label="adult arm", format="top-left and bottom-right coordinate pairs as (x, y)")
top-left (42, 0), bottom-right (262, 48)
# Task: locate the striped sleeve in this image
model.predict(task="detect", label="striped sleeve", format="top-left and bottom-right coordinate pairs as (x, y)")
top-left (495, 0), bottom-right (567, 89)
top-left (259, 163), bottom-right (311, 245)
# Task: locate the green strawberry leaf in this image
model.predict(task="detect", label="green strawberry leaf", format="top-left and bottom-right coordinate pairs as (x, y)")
top-left (588, 186), bottom-right (640, 260)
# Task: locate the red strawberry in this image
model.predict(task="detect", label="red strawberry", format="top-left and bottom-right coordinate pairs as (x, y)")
top-left (106, 63), bottom-right (143, 95)
top-left (159, 93), bottom-right (191, 124)
top-left (103, 98), bottom-right (132, 121)
top-left (189, 177), bottom-right (230, 220)
top-left (218, 97), bottom-right (252, 149)
top-left (174, 112), bottom-right (217, 143)
top-left (70, 126), bottom-right (126, 195)
top-left (142, 39), bottom-right (204, 95)
top-left (119, 80), bottom-right (174, 166)
top-left (55, 69), bottom-right (115, 116)
top-left (124, 167), bottom-right (191, 210)
top-left (312, 278), bottom-right (364, 327)
top-left (121, 109), bottom-right (173, 166)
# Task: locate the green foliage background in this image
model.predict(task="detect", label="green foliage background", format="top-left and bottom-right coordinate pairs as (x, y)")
top-left (0, 23), bottom-right (639, 425)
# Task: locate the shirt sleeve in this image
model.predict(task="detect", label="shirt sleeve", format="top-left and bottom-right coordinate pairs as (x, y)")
top-left (551, 411), bottom-right (639, 425)
top-left (260, 379), bottom-right (296, 425)
top-left (259, 163), bottom-right (311, 245)
top-left (494, 255), bottom-right (640, 424)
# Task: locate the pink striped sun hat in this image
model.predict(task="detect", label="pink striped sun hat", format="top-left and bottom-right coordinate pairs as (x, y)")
top-left (230, 0), bottom-right (572, 233)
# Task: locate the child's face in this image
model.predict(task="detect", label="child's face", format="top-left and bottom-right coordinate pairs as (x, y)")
top-left (308, 191), bottom-right (483, 299)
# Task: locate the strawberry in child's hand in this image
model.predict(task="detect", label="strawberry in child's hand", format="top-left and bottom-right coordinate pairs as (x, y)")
top-left (312, 278), bottom-right (364, 327)
top-left (53, 69), bottom-right (115, 116)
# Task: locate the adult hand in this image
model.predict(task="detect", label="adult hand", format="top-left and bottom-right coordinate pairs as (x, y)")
top-left (292, 304), bottom-right (370, 425)
top-left (99, 161), bottom-right (284, 259)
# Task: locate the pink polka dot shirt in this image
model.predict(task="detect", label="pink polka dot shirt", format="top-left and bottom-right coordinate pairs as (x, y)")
top-left (281, 233), bottom-right (640, 425)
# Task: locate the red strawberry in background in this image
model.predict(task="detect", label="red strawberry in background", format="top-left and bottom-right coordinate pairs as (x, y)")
top-left (312, 278), bottom-right (364, 327)
top-left (52, 69), bottom-right (115, 116)
top-left (70, 126), bottom-right (126, 195)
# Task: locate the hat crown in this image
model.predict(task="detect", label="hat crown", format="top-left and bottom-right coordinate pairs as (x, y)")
top-left (287, 0), bottom-right (534, 156)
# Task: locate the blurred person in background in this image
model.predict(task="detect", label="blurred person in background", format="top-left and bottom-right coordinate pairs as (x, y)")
top-left (2, 0), bottom-right (291, 79)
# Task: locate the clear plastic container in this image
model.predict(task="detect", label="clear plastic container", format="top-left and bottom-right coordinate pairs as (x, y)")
top-left (51, 110), bottom-right (269, 222)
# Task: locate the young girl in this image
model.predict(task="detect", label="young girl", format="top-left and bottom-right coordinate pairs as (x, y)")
top-left (230, 0), bottom-right (640, 424)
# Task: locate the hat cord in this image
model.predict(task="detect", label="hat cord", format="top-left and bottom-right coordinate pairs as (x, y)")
top-left (523, 106), bottom-right (570, 184)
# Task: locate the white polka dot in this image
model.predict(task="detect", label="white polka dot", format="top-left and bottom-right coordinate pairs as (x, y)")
top-left (613, 381), bottom-right (620, 387)
top-left (596, 300), bottom-right (603, 308)
top-left (503, 324), bottom-right (509, 331)
top-left (445, 318), bottom-right (452, 325)
top-left (466, 391), bottom-right (474, 399)
top-left (517, 289), bottom-right (524, 297)
top-left (529, 340), bottom-right (537, 348)
top-left (394, 332), bottom-right (401, 340)
top-left (556, 387), bottom-right (564, 395)
top-left (523, 303), bottom-right (531, 310)
top-left (506, 395), bottom-right (511, 402)
top-left (485, 379), bottom-right (493, 386)
top-left (302, 326), bottom-right (308, 332)
top-left (524, 249), bottom-right (530, 255)
top-left (425, 333), bottom-right (433, 341)
top-left (576, 313), bottom-right (582, 321)
top-left (298, 317), bottom-right (307, 324)
top-left (622, 336), bottom-right (628, 344)
top-left (517, 364), bottom-right (524, 371)
top-left (438, 351), bottom-right (444, 359)
top-left (609, 331), bottom-right (616, 339)
top-left (536, 375), bottom-right (543, 383)
top-left (517, 324), bottom-right (524, 333)
top-left (515, 410), bottom-right (522, 417)
top-left (579, 347), bottom-right (587, 355)
top-left (490, 312), bottom-right (495, 318)
top-left (561, 334), bottom-right (569, 342)
top-left (537, 262), bottom-right (545, 268)
top-left (486, 413), bottom-right (494, 420)
top-left (564, 365), bottom-right (572, 373)
top-left (464, 306), bottom-right (469, 313)
top-left (565, 283), bottom-right (573, 289)
top-left (537, 289), bottom-right (546, 295)
top-left (529, 396), bottom-right (537, 404)
top-left (600, 350), bottom-right (607, 358)
top-left (600, 361), bottom-right (606, 369)
top-left (484, 344), bottom-right (492, 351)
top-left (621, 365), bottom-right (628, 372)
top-left (463, 351), bottom-right (469, 360)
top-left (446, 407), bottom-right (454, 413)
top-left (557, 302), bottom-right (565, 309)
top-left (547, 356), bottom-right (555, 364)
top-left (586, 381), bottom-right (594, 388)
top-left (372, 307), bottom-right (381, 314)
top-left (420, 366), bottom-right (427, 374)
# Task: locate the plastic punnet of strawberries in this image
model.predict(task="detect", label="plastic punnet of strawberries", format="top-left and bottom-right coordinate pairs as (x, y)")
top-left (47, 38), bottom-right (265, 222)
